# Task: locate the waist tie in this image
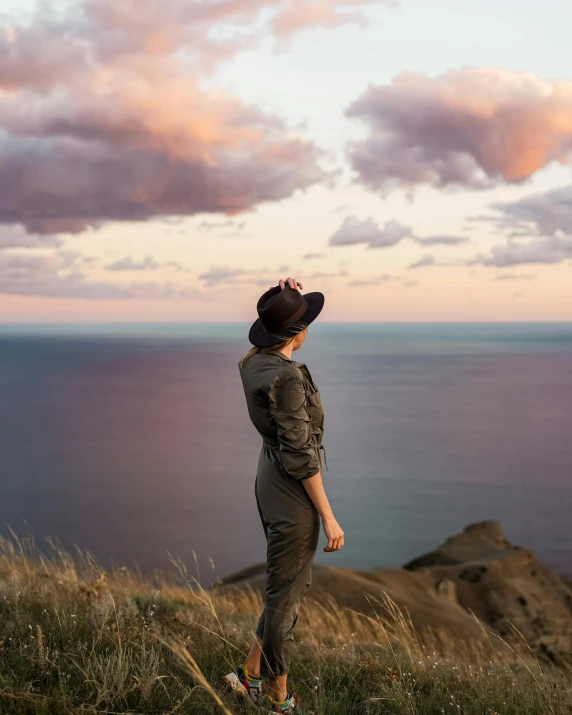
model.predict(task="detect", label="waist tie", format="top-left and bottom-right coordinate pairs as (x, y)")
top-left (262, 441), bottom-right (329, 473)
top-left (319, 443), bottom-right (329, 472)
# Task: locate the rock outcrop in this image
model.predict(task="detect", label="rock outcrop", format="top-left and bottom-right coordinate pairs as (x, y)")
top-left (404, 520), bottom-right (572, 665)
top-left (217, 521), bottom-right (572, 666)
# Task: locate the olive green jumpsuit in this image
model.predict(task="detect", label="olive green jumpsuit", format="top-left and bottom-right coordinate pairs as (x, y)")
top-left (239, 349), bottom-right (326, 678)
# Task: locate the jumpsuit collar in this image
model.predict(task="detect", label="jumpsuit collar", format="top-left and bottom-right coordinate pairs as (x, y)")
top-left (265, 349), bottom-right (305, 368)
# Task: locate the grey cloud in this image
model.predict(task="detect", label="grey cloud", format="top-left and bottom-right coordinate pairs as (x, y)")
top-left (408, 254), bottom-right (435, 269)
top-left (198, 220), bottom-right (245, 232)
top-left (309, 269), bottom-right (349, 279)
top-left (414, 235), bottom-right (469, 246)
top-left (348, 273), bottom-right (393, 286)
top-left (492, 185), bottom-right (572, 236)
top-left (198, 266), bottom-right (248, 287)
top-left (467, 184), bottom-right (572, 267)
top-left (0, 251), bottom-right (202, 300)
top-left (0, 225), bottom-right (62, 250)
top-left (508, 229), bottom-right (538, 238)
top-left (302, 252), bottom-right (327, 260)
top-left (105, 256), bottom-right (186, 272)
top-left (199, 264), bottom-right (339, 289)
top-left (403, 279), bottom-right (418, 287)
top-left (329, 216), bottom-right (469, 250)
top-left (494, 273), bottom-right (536, 281)
top-left (469, 236), bottom-right (572, 267)
top-left (329, 216), bottom-right (412, 248)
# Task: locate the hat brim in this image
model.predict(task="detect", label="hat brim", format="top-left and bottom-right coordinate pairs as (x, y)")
top-left (248, 291), bottom-right (324, 347)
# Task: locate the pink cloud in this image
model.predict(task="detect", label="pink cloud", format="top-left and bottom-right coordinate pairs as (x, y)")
top-left (347, 67), bottom-right (572, 192)
top-left (271, 0), bottom-right (384, 36)
top-left (84, 0), bottom-right (386, 59)
top-left (1, 0), bottom-right (391, 234)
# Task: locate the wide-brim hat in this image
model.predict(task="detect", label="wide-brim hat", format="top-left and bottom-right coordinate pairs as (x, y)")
top-left (248, 284), bottom-right (325, 347)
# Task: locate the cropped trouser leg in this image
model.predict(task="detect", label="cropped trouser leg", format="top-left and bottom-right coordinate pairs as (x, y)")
top-left (254, 446), bottom-right (320, 678)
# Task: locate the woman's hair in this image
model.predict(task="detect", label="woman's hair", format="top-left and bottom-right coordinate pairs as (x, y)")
top-left (239, 337), bottom-right (295, 368)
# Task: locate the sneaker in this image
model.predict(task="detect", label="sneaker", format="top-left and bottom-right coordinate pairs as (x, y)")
top-left (264, 691), bottom-right (314, 714)
top-left (223, 665), bottom-right (263, 705)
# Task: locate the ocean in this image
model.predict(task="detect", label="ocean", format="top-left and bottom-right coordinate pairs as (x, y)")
top-left (0, 322), bottom-right (571, 582)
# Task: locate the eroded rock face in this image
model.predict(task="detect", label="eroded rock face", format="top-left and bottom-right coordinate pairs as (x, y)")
top-left (404, 521), bottom-right (572, 666)
top-left (217, 521), bottom-right (572, 666)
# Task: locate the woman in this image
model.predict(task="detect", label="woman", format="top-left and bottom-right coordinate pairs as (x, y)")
top-left (223, 277), bottom-right (344, 714)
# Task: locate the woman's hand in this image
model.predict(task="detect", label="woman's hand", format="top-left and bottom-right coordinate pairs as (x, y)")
top-left (279, 277), bottom-right (303, 291)
top-left (322, 516), bottom-right (345, 553)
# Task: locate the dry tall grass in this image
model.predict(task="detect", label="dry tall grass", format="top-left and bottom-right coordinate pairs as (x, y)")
top-left (0, 532), bottom-right (570, 714)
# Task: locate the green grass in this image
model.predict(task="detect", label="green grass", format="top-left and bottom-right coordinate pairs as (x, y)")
top-left (0, 533), bottom-right (570, 715)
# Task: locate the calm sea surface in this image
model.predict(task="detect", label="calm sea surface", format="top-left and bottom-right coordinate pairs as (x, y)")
top-left (0, 322), bottom-right (571, 581)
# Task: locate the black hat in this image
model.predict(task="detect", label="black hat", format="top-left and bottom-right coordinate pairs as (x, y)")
top-left (248, 284), bottom-right (325, 347)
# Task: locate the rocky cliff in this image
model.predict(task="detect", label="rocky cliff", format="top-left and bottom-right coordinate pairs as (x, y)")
top-left (217, 521), bottom-right (572, 667)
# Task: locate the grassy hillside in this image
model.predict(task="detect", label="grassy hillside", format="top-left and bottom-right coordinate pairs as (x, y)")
top-left (0, 533), bottom-right (570, 715)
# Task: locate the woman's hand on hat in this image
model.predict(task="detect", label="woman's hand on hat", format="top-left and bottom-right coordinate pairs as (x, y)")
top-left (279, 277), bottom-right (303, 291)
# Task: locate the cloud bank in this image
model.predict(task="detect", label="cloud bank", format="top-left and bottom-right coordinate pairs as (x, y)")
top-left (347, 67), bottom-right (572, 192)
top-left (0, 251), bottom-right (200, 299)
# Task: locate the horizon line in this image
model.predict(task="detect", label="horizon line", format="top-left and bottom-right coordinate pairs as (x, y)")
top-left (1, 320), bottom-right (572, 326)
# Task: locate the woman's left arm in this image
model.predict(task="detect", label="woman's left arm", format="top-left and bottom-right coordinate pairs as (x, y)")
top-left (302, 473), bottom-right (345, 552)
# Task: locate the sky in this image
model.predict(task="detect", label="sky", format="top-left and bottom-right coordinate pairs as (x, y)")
top-left (0, 0), bottom-right (571, 323)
